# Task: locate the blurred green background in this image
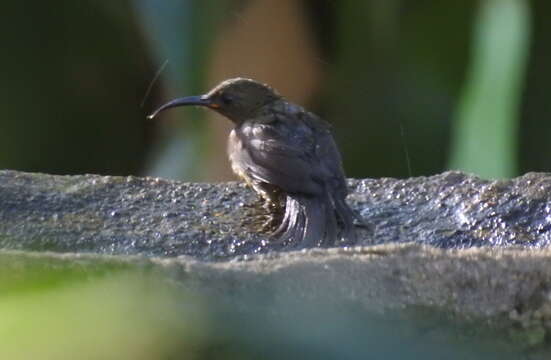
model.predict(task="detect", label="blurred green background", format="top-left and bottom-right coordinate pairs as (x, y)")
top-left (0, 0), bottom-right (546, 182)
top-left (2, 1), bottom-right (548, 358)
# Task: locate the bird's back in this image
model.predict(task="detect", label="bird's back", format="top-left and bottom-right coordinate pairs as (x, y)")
top-left (228, 99), bottom-right (356, 246)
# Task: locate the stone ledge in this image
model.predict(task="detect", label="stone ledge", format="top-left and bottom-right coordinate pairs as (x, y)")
top-left (1, 170), bottom-right (551, 260)
top-left (2, 169), bottom-right (551, 352)
top-left (2, 243), bottom-right (551, 339)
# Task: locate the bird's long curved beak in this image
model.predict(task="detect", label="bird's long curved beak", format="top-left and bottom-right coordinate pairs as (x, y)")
top-left (147, 95), bottom-right (211, 119)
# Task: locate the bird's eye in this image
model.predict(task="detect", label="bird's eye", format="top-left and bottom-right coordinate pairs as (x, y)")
top-left (220, 94), bottom-right (234, 105)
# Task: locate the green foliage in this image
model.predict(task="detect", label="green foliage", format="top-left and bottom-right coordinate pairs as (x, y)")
top-left (0, 255), bottom-right (206, 360)
top-left (449, 0), bottom-right (531, 178)
top-left (0, 1), bottom-right (542, 179)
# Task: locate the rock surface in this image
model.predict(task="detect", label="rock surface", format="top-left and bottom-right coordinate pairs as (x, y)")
top-left (2, 169), bottom-right (551, 354)
top-left (1, 170), bottom-right (551, 260)
top-left (2, 244), bottom-right (551, 356)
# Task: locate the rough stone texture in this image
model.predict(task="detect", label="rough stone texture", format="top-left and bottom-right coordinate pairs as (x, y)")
top-left (355, 172), bottom-right (551, 248)
top-left (2, 244), bottom-right (551, 355)
top-left (0, 170), bottom-right (262, 259)
top-left (2, 170), bottom-right (551, 353)
top-left (1, 170), bottom-right (551, 260)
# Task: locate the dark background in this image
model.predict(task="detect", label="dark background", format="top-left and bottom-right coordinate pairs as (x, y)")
top-left (1, 0), bottom-right (547, 181)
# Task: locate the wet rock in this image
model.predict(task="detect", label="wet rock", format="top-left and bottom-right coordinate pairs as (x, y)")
top-left (352, 171), bottom-right (551, 248)
top-left (2, 169), bottom-right (551, 354)
top-left (1, 170), bottom-right (551, 260)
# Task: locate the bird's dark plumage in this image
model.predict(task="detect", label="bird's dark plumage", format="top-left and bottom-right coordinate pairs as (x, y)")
top-left (149, 78), bottom-right (358, 247)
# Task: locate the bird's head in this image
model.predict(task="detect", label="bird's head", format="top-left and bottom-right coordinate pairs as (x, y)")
top-left (148, 78), bottom-right (280, 123)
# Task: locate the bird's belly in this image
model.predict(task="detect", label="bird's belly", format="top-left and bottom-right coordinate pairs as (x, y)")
top-left (228, 130), bottom-right (283, 204)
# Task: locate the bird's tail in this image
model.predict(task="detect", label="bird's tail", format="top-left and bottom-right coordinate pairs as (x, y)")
top-left (333, 195), bottom-right (358, 244)
top-left (272, 193), bottom-right (356, 248)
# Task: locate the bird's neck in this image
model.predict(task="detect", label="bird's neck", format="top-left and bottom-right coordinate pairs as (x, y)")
top-left (229, 100), bottom-right (285, 125)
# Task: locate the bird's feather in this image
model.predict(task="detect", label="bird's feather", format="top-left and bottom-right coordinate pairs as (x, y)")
top-left (231, 105), bottom-right (356, 246)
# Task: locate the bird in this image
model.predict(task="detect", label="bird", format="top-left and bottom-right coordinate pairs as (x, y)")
top-left (148, 78), bottom-right (359, 248)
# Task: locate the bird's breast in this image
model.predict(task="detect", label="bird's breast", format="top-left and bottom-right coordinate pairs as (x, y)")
top-left (227, 129), bottom-right (248, 181)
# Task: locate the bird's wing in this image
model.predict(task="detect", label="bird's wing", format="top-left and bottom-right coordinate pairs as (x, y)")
top-left (236, 112), bottom-right (342, 196)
